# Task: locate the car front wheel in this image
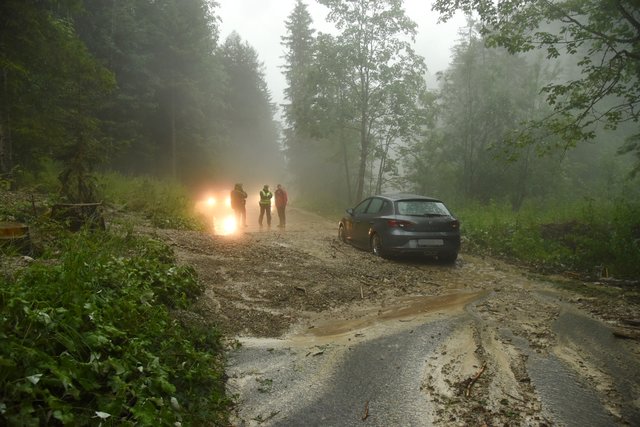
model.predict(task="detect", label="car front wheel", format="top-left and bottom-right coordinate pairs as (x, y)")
top-left (338, 224), bottom-right (347, 243)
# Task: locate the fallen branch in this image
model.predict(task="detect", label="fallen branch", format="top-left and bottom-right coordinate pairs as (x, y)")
top-left (621, 319), bottom-right (640, 328)
top-left (465, 362), bottom-right (487, 398)
top-left (361, 400), bottom-right (369, 421)
top-left (613, 330), bottom-right (639, 340)
top-left (360, 285), bottom-right (364, 299)
top-left (253, 410), bottom-right (280, 423)
top-left (504, 391), bottom-right (526, 403)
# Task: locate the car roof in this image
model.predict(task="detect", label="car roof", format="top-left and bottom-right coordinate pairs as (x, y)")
top-left (377, 193), bottom-right (442, 202)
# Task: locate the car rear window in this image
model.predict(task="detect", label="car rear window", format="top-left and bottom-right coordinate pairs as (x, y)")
top-left (396, 200), bottom-right (451, 216)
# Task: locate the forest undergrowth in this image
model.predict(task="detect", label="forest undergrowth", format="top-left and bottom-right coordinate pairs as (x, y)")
top-left (457, 199), bottom-right (640, 280)
top-left (0, 175), bottom-right (229, 426)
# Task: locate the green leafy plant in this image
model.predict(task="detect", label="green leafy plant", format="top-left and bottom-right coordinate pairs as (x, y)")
top-left (0, 230), bottom-right (229, 425)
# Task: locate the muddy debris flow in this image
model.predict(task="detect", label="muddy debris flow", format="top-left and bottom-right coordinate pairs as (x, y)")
top-left (151, 206), bottom-right (640, 426)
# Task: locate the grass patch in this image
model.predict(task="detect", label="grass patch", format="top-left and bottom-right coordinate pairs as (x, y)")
top-left (97, 173), bottom-right (206, 230)
top-left (457, 198), bottom-right (640, 279)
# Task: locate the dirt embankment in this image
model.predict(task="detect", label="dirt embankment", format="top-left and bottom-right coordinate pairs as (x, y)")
top-left (150, 206), bottom-right (640, 426)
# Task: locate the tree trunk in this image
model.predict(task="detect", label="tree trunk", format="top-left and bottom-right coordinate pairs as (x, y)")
top-left (355, 119), bottom-right (368, 202)
top-left (375, 134), bottom-right (394, 194)
top-left (0, 68), bottom-right (12, 177)
top-left (355, 81), bottom-right (370, 202)
top-left (355, 61), bottom-right (370, 202)
top-left (171, 82), bottom-right (177, 180)
top-left (511, 145), bottom-right (532, 211)
top-left (0, 124), bottom-right (6, 176)
top-left (340, 130), bottom-right (353, 204)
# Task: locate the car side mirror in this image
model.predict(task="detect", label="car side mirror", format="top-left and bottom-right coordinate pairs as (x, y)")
top-left (346, 208), bottom-right (354, 216)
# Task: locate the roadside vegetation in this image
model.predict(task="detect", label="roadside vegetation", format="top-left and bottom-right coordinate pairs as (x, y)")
top-left (456, 199), bottom-right (640, 280)
top-left (97, 173), bottom-right (207, 231)
top-left (0, 175), bottom-right (229, 426)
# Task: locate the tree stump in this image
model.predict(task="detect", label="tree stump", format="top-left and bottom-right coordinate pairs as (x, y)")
top-left (0, 222), bottom-right (31, 254)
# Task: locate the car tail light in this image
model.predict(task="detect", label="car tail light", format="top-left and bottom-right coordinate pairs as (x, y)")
top-left (451, 220), bottom-right (459, 229)
top-left (387, 219), bottom-right (414, 229)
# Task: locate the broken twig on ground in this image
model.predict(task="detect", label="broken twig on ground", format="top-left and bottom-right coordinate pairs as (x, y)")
top-left (465, 362), bottom-right (487, 397)
top-left (504, 391), bottom-right (526, 403)
top-left (362, 400), bottom-right (369, 421)
top-left (613, 330), bottom-right (639, 340)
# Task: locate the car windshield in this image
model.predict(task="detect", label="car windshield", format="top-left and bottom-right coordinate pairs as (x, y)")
top-left (396, 200), bottom-right (451, 216)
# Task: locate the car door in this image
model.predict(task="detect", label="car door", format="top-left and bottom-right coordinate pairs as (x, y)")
top-left (354, 197), bottom-right (385, 247)
top-left (349, 198), bottom-right (372, 247)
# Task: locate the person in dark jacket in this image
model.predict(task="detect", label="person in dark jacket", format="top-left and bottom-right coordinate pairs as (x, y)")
top-left (230, 183), bottom-right (248, 227)
top-left (275, 184), bottom-right (288, 228)
top-left (258, 184), bottom-right (273, 227)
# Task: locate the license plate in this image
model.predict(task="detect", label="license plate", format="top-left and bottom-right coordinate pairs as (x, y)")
top-left (418, 239), bottom-right (443, 246)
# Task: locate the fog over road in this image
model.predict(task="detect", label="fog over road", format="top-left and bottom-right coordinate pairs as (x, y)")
top-left (156, 207), bottom-right (640, 426)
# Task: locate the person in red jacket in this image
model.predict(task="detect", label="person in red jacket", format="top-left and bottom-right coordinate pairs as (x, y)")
top-left (274, 184), bottom-right (288, 228)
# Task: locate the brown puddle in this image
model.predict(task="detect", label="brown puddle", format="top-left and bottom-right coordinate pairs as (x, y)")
top-left (307, 291), bottom-right (487, 338)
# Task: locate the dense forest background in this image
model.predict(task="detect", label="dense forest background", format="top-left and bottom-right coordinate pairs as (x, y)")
top-left (0, 0), bottom-right (282, 200)
top-left (1, 0), bottom-right (639, 209)
top-left (281, 0), bottom-right (640, 209)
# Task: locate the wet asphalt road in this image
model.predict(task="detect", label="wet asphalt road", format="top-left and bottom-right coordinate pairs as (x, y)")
top-left (228, 302), bottom-right (640, 426)
top-left (547, 310), bottom-right (640, 425)
top-left (228, 318), bottom-right (457, 426)
top-left (271, 319), bottom-right (455, 426)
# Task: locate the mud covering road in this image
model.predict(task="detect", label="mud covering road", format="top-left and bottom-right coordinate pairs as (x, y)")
top-left (151, 206), bottom-right (640, 426)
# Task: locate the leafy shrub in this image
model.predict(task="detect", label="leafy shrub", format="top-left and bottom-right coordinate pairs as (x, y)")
top-left (0, 231), bottom-right (229, 425)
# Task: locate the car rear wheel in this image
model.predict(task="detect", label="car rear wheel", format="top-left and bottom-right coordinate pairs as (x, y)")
top-left (438, 251), bottom-right (458, 264)
top-left (371, 233), bottom-right (388, 258)
top-left (338, 224), bottom-right (347, 243)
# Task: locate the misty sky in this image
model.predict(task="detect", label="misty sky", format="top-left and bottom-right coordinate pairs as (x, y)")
top-left (216, 0), bottom-right (465, 117)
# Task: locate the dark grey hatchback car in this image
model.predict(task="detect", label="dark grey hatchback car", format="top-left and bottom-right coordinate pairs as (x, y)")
top-left (338, 193), bottom-right (461, 262)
